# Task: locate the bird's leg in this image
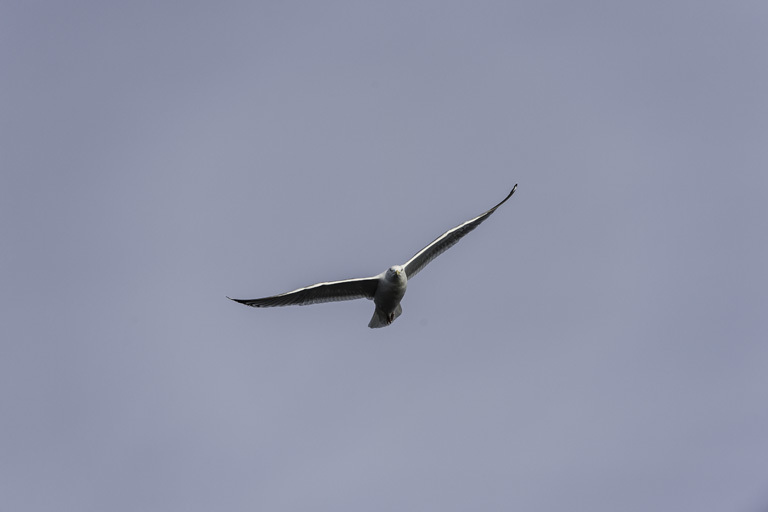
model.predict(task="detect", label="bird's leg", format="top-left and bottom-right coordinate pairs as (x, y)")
top-left (387, 312), bottom-right (395, 324)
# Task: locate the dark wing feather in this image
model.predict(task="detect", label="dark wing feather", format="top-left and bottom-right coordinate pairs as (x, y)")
top-left (403, 185), bottom-right (517, 279)
top-left (228, 276), bottom-right (379, 308)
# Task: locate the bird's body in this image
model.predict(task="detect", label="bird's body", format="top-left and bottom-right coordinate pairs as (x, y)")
top-left (229, 185), bottom-right (517, 328)
top-left (368, 266), bottom-right (407, 328)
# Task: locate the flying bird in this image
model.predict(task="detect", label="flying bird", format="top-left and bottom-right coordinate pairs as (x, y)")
top-left (229, 185), bottom-right (517, 328)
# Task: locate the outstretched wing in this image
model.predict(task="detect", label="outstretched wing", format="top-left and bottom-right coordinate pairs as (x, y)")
top-left (228, 276), bottom-right (379, 308)
top-left (403, 185), bottom-right (517, 279)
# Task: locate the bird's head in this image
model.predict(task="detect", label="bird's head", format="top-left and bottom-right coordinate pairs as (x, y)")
top-left (387, 265), bottom-right (404, 280)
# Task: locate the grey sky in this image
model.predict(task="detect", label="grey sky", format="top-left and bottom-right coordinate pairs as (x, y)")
top-left (2, 1), bottom-right (768, 511)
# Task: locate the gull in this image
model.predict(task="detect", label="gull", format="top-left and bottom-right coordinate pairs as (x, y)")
top-left (229, 185), bottom-right (517, 328)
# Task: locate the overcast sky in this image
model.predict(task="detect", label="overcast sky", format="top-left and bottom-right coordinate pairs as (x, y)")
top-left (3, 1), bottom-right (768, 511)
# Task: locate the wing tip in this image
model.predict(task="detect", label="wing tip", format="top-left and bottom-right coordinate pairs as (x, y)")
top-left (492, 184), bottom-right (518, 210)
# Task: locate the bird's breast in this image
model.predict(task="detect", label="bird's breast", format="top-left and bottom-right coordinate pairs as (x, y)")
top-left (373, 273), bottom-right (407, 312)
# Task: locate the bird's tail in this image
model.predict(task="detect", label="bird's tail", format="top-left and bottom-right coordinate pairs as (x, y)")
top-left (368, 304), bottom-right (403, 329)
